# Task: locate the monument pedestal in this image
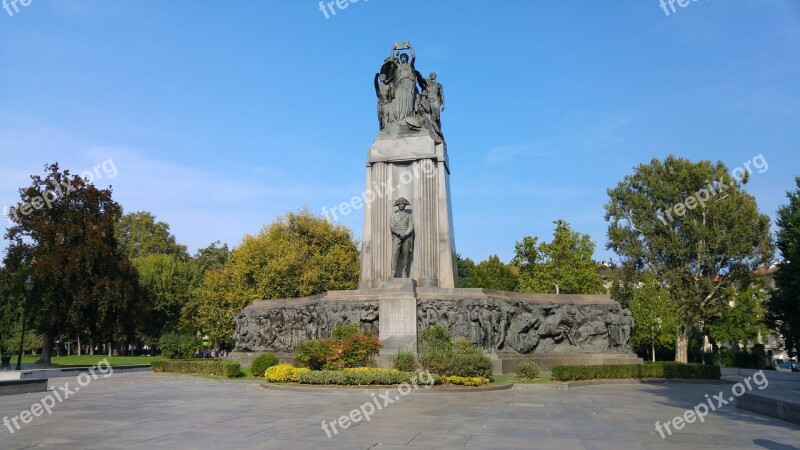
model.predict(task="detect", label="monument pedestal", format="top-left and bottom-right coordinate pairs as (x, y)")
top-left (375, 278), bottom-right (417, 356)
top-left (359, 130), bottom-right (457, 289)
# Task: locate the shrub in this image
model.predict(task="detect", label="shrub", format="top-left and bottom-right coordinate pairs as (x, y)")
top-left (294, 325), bottom-right (382, 370)
top-left (551, 363), bottom-right (720, 382)
top-left (151, 359), bottom-right (240, 378)
top-left (332, 323), bottom-right (361, 340)
top-left (264, 363), bottom-right (309, 383)
top-left (453, 338), bottom-right (479, 354)
top-left (731, 351), bottom-right (757, 369)
top-left (515, 360), bottom-right (541, 379)
top-left (250, 353), bottom-right (280, 377)
top-left (441, 375), bottom-right (490, 386)
top-left (159, 332), bottom-right (202, 359)
top-left (420, 325), bottom-right (453, 353)
top-left (294, 339), bottom-right (334, 370)
top-left (420, 350), bottom-right (493, 378)
top-left (326, 329), bottom-right (381, 369)
top-left (393, 352), bottom-right (417, 371)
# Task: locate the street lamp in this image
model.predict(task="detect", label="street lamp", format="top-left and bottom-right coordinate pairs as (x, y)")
top-left (15, 276), bottom-right (33, 371)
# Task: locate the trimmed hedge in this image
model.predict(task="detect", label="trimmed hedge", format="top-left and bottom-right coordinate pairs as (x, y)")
top-left (151, 359), bottom-right (240, 378)
top-left (551, 363), bottom-right (720, 382)
top-left (298, 369), bottom-right (441, 386)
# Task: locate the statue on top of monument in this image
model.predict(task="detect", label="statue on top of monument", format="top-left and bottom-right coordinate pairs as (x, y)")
top-left (376, 41), bottom-right (445, 143)
top-left (374, 72), bottom-right (394, 131)
top-left (422, 72), bottom-right (444, 130)
top-left (390, 197), bottom-right (414, 278)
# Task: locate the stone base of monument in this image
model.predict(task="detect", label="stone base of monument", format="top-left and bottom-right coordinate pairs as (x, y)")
top-left (233, 285), bottom-right (642, 374)
top-left (375, 278), bottom-right (418, 356)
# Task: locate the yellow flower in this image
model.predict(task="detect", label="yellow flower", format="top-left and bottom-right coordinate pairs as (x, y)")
top-left (264, 364), bottom-right (309, 383)
top-left (441, 375), bottom-right (490, 386)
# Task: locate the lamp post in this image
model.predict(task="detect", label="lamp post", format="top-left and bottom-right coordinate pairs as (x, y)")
top-left (15, 276), bottom-right (33, 371)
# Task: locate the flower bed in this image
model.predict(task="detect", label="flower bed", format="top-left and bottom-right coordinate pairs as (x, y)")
top-left (264, 364), bottom-right (309, 383)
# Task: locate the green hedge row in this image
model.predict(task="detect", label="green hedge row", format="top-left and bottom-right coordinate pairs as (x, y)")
top-left (151, 359), bottom-right (241, 378)
top-left (551, 363), bottom-right (720, 381)
top-left (298, 370), bottom-right (437, 386)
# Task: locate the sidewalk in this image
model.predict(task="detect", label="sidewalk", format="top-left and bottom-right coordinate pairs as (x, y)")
top-left (728, 370), bottom-right (800, 425)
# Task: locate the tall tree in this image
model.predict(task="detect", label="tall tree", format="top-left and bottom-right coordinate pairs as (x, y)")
top-left (115, 211), bottom-right (188, 260)
top-left (770, 177), bottom-right (800, 362)
top-left (469, 255), bottom-right (520, 291)
top-left (183, 209), bottom-right (360, 347)
top-left (4, 164), bottom-right (144, 362)
top-left (132, 253), bottom-right (196, 343)
top-left (190, 241), bottom-right (230, 288)
top-left (628, 274), bottom-right (680, 361)
top-left (605, 156), bottom-right (772, 362)
top-left (513, 220), bottom-right (605, 295)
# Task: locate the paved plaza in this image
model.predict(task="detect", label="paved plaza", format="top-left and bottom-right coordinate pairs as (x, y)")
top-left (1, 372), bottom-right (799, 449)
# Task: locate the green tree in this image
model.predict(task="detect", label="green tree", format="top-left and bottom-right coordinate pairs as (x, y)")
top-left (228, 208), bottom-right (359, 299)
top-left (770, 177), bottom-right (800, 361)
top-left (513, 220), bottom-right (605, 295)
top-left (469, 255), bottom-right (519, 291)
top-left (184, 209), bottom-right (359, 348)
top-left (707, 281), bottom-right (768, 349)
top-left (115, 211), bottom-right (188, 260)
top-left (605, 156), bottom-right (773, 362)
top-left (191, 241), bottom-right (230, 288)
top-left (132, 253), bottom-right (197, 343)
top-left (628, 274), bottom-right (680, 361)
top-left (4, 163), bottom-right (144, 363)
top-left (456, 254), bottom-right (476, 288)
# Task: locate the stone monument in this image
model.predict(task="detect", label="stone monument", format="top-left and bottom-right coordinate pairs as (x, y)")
top-left (359, 41), bottom-right (457, 290)
top-left (231, 42), bottom-right (641, 372)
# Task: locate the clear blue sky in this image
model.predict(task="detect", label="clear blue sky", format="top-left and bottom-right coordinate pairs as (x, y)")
top-left (1, 1), bottom-right (798, 263)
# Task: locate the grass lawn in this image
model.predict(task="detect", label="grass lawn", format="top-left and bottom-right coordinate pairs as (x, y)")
top-left (19, 355), bottom-right (163, 366)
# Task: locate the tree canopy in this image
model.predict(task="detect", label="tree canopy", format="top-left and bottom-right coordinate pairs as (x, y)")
top-left (468, 255), bottom-right (520, 291)
top-left (513, 220), bottom-right (605, 295)
top-left (115, 211), bottom-right (188, 260)
top-left (605, 155), bottom-right (773, 362)
top-left (184, 209), bottom-right (360, 348)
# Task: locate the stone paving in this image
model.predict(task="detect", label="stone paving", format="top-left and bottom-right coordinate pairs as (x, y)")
top-left (1, 372), bottom-right (799, 449)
